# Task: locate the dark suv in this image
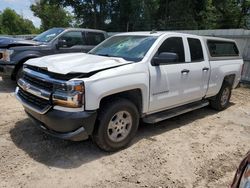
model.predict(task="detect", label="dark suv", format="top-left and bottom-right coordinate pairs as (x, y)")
top-left (0, 28), bottom-right (107, 80)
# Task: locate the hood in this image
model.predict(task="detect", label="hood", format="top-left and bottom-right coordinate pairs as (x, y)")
top-left (25, 53), bottom-right (132, 75)
top-left (0, 37), bottom-right (41, 48)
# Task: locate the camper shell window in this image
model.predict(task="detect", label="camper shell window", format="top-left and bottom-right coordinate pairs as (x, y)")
top-left (207, 40), bottom-right (239, 57)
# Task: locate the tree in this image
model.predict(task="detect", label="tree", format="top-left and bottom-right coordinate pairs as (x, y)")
top-left (212, 0), bottom-right (250, 29)
top-left (43, 0), bottom-right (250, 31)
top-left (0, 8), bottom-right (37, 34)
top-left (31, 1), bottom-right (73, 31)
top-left (0, 12), bottom-right (2, 34)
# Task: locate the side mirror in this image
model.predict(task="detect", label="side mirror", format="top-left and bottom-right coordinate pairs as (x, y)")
top-left (57, 39), bottom-right (67, 48)
top-left (152, 52), bottom-right (179, 66)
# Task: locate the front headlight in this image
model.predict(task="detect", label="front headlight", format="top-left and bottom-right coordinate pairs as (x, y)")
top-left (239, 164), bottom-right (250, 188)
top-left (0, 49), bottom-right (14, 62)
top-left (52, 80), bottom-right (85, 108)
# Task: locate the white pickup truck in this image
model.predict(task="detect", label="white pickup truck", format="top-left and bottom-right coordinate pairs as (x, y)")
top-left (15, 32), bottom-right (243, 151)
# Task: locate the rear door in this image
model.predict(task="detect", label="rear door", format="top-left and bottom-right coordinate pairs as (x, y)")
top-left (181, 37), bottom-right (210, 102)
top-left (148, 35), bottom-right (210, 113)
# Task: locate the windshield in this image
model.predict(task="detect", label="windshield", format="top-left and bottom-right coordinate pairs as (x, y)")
top-left (89, 35), bottom-right (157, 62)
top-left (33, 28), bottom-right (65, 42)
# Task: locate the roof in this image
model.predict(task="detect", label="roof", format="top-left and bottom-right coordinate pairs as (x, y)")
top-left (114, 31), bottom-right (173, 37)
top-left (176, 29), bottom-right (250, 38)
top-left (113, 31), bottom-right (237, 41)
top-left (202, 36), bottom-right (236, 42)
top-left (114, 31), bottom-right (206, 38)
top-left (110, 29), bottom-right (250, 38)
top-left (55, 27), bottom-right (107, 33)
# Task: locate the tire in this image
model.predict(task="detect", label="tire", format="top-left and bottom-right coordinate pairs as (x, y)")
top-left (15, 65), bottom-right (24, 81)
top-left (93, 98), bottom-right (139, 152)
top-left (210, 82), bottom-right (232, 111)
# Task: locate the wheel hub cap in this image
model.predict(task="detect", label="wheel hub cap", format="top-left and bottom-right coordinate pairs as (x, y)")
top-left (107, 111), bottom-right (132, 143)
top-left (221, 88), bottom-right (230, 106)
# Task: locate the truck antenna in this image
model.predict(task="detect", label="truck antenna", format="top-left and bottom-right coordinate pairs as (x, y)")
top-left (150, 30), bottom-right (157, 34)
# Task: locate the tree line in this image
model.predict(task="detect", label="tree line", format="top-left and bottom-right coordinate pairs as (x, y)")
top-left (0, 9), bottom-right (38, 35)
top-left (42, 0), bottom-right (250, 31)
top-left (0, 0), bottom-right (249, 35)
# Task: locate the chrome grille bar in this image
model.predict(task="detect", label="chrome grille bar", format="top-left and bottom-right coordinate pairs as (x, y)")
top-left (15, 87), bottom-right (52, 114)
top-left (17, 78), bottom-right (51, 100)
top-left (23, 68), bottom-right (66, 86)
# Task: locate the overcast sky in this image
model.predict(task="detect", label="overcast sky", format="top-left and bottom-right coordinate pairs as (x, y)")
top-left (0, 0), bottom-right (41, 27)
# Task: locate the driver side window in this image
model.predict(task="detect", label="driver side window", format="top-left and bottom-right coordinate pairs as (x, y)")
top-left (158, 37), bottom-right (185, 63)
top-left (59, 31), bottom-right (85, 48)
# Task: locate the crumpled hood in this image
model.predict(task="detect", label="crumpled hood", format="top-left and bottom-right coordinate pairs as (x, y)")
top-left (0, 37), bottom-right (40, 48)
top-left (25, 53), bottom-right (132, 75)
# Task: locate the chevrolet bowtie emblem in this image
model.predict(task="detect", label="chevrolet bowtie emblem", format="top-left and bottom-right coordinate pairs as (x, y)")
top-left (23, 82), bottom-right (30, 91)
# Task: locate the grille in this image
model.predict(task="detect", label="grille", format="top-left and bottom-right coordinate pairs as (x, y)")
top-left (23, 73), bottom-right (54, 91)
top-left (25, 65), bottom-right (83, 80)
top-left (18, 88), bottom-right (50, 110)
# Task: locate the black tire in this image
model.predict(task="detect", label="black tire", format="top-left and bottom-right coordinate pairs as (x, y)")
top-left (210, 82), bottom-right (232, 111)
top-left (93, 98), bottom-right (139, 152)
top-left (15, 65), bottom-right (23, 81)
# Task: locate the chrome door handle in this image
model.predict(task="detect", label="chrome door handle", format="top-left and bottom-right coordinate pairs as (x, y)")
top-left (181, 69), bottom-right (190, 74)
top-left (203, 67), bottom-right (210, 71)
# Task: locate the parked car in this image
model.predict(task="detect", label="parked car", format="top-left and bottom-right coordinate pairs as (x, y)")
top-left (0, 28), bottom-right (108, 80)
top-left (231, 151), bottom-right (250, 188)
top-left (15, 32), bottom-right (243, 151)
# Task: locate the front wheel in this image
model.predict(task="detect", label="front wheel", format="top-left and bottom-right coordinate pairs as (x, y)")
top-left (210, 82), bottom-right (232, 111)
top-left (93, 98), bottom-right (139, 152)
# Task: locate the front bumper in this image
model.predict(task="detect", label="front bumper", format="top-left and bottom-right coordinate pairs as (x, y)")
top-left (25, 107), bottom-right (97, 141)
top-left (0, 61), bottom-right (16, 77)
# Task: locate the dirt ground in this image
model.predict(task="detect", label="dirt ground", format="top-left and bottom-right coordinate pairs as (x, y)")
top-left (0, 77), bottom-right (250, 188)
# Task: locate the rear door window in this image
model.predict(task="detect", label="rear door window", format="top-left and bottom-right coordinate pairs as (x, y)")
top-left (207, 40), bottom-right (239, 57)
top-left (188, 38), bottom-right (204, 62)
top-left (86, 32), bottom-right (105, 45)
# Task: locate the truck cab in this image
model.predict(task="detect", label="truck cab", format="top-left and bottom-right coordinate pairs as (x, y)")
top-left (15, 32), bottom-right (243, 151)
top-left (0, 28), bottom-right (107, 80)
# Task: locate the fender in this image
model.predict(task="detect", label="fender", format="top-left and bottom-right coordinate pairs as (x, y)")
top-left (83, 63), bottom-right (150, 113)
top-left (11, 50), bottom-right (43, 78)
top-left (12, 50), bottom-right (43, 64)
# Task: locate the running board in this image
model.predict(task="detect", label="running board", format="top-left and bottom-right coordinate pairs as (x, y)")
top-left (143, 100), bottom-right (209, 124)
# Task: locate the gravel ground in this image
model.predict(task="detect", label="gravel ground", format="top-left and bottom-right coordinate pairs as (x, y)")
top-left (0, 77), bottom-right (250, 188)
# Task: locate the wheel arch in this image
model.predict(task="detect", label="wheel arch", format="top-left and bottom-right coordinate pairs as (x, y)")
top-left (223, 74), bottom-right (236, 88)
top-left (11, 56), bottom-right (40, 80)
top-left (99, 89), bottom-right (143, 117)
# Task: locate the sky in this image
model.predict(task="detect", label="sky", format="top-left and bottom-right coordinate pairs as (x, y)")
top-left (0, 0), bottom-right (41, 27)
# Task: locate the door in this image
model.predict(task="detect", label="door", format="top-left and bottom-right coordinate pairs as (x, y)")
top-left (84, 31), bottom-right (106, 52)
top-left (56, 31), bottom-right (87, 53)
top-left (148, 36), bottom-right (210, 113)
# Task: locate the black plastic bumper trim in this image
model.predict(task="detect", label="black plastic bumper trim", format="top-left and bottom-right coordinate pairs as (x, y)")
top-left (25, 107), bottom-right (97, 141)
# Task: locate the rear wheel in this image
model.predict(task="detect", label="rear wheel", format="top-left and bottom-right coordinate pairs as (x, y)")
top-left (210, 82), bottom-right (232, 111)
top-left (93, 98), bottom-right (139, 152)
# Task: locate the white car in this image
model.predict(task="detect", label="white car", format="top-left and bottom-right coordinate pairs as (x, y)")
top-left (15, 32), bottom-right (244, 151)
